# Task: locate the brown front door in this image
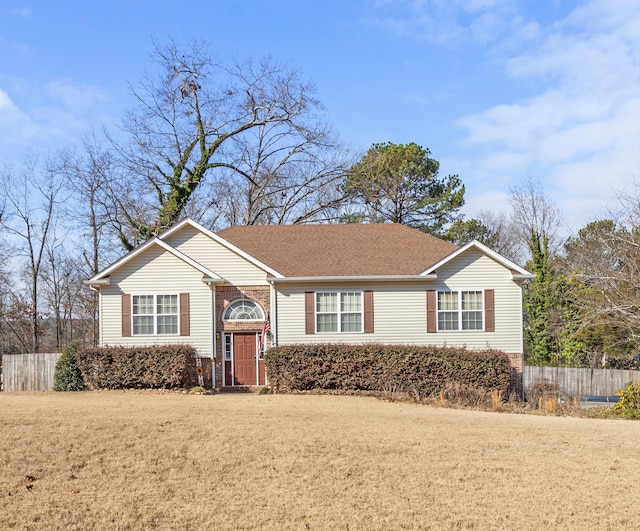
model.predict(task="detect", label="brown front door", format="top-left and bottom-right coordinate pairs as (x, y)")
top-left (233, 333), bottom-right (257, 386)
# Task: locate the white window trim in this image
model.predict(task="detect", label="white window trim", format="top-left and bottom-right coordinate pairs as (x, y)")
top-left (315, 291), bottom-right (364, 334)
top-left (222, 333), bottom-right (232, 387)
top-left (436, 290), bottom-right (485, 332)
top-left (223, 333), bottom-right (233, 361)
top-left (222, 298), bottom-right (265, 322)
top-left (131, 293), bottom-right (180, 336)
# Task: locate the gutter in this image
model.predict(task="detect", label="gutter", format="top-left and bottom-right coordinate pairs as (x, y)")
top-left (268, 274), bottom-right (438, 283)
top-left (83, 278), bottom-right (110, 287)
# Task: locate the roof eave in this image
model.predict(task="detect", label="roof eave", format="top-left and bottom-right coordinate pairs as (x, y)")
top-left (512, 273), bottom-right (536, 280)
top-left (83, 277), bottom-right (110, 286)
top-left (269, 274), bottom-right (438, 283)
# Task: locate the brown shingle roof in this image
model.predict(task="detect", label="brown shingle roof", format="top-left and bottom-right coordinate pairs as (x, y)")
top-left (216, 223), bottom-right (459, 277)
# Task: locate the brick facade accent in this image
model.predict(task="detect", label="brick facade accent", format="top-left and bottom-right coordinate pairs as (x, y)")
top-left (213, 285), bottom-right (270, 389)
top-left (506, 352), bottom-right (524, 397)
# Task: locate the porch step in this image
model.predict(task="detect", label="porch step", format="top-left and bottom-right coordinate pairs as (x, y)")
top-left (219, 386), bottom-right (265, 393)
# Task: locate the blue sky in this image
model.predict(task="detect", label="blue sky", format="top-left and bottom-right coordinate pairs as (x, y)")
top-left (1, 0), bottom-right (638, 235)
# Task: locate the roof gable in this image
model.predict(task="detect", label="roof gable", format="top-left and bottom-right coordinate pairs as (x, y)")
top-left (87, 237), bottom-right (222, 284)
top-left (159, 218), bottom-right (284, 278)
top-left (421, 240), bottom-right (535, 279)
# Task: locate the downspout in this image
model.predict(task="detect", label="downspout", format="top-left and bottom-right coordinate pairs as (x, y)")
top-left (269, 280), bottom-right (277, 347)
top-left (88, 285), bottom-right (103, 347)
top-left (267, 280), bottom-right (278, 388)
top-left (211, 287), bottom-right (216, 390)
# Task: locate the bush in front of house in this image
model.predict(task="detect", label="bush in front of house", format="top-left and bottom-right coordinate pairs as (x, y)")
top-left (76, 344), bottom-right (196, 390)
top-left (53, 342), bottom-right (86, 391)
top-left (264, 343), bottom-right (511, 398)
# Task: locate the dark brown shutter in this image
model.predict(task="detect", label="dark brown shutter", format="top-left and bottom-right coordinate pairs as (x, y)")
top-left (305, 292), bottom-right (315, 334)
top-left (363, 290), bottom-right (374, 333)
top-left (180, 293), bottom-right (190, 336)
top-left (426, 290), bottom-right (437, 333)
top-left (122, 293), bottom-right (131, 337)
top-left (484, 289), bottom-right (495, 332)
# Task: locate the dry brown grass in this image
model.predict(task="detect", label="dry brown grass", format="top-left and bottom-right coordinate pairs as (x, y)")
top-left (1, 391), bottom-right (638, 530)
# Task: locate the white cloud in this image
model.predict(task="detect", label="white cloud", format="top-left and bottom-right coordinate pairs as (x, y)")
top-left (0, 79), bottom-right (113, 158)
top-left (46, 79), bottom-right (109, 111)
top-left (455, 0), bottom-right (640, 231)
top-left (0, 87), bottom-right (34, 134)
top-left (364, 0), bottom-right (518, 47)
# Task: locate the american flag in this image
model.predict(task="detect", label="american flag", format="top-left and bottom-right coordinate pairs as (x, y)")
top-left (259, 318), bottom-right (271, 353)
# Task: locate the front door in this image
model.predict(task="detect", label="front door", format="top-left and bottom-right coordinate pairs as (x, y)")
top-left (233, 333), bottom-right (257, 386)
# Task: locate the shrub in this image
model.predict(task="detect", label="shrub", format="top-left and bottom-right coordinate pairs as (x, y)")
top-left (76, 344), bottom-right (196, 389)
top-left (606, 356), bottom-right (640, 370)
top-left (53, 343), bottom-right (85, 391)
top-left (264, 343), bottom-right (511, 398)
top-left (613, 383), bottom-right (640, 413)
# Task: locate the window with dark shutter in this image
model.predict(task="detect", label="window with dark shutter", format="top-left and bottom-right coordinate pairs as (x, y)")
top-left (304, 292), bottom-right (315, 334)
top-left (484, 289), bottom-right (495, 332)
top-left (122, 293), bottom-right (132, 337)
top-left (363, 290), bottom-right (374, 333)
top-left (180, 293), bottom-right (190, 336)
top-left (426, 290), bottom-right (437, 333)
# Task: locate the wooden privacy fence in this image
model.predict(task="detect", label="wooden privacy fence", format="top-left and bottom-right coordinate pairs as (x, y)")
top-left (524, 365), bottom-right (640, 397)
top-left (1, 353), bottom-right (62, 392)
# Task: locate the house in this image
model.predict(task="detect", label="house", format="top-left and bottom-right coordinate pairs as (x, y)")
top-left (86, 218), bottom-right (534, 391)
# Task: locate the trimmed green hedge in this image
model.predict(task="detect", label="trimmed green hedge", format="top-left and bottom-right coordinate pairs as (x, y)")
top-left (265, 343), bottom-right (511, 397)
top-left (76, 344), bottom-right (196, 390)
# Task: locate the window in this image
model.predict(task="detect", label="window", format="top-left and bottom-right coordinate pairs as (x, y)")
top-left (132, 294), bottom-right (178, 335)
top-left (437, 291), bottom-right (483, 331)
top-left (316, 291), bottom-right (362, 333)
top-left (224, 334), bottom-right (232, 361)
top-left (223, 299), bottom-right (264, 321)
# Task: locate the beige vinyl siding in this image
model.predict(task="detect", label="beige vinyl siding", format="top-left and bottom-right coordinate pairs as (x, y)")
top-left (100, 245), bottom-right (214, 357)
top-left (164, 224), bottom-right (270, 285)
top-left (275, 249), bottom-right (525, 353)
top-left (426, 250), bottom-right (524, 353)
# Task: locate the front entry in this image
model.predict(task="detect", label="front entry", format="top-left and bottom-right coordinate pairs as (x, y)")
top-left (233, 333), bottom-right (257, 386)
top-left (224, 332), bottom-right (267, 387)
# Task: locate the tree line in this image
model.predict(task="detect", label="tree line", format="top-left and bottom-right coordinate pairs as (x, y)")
top-left (0, 39), bottom-right (637, 366)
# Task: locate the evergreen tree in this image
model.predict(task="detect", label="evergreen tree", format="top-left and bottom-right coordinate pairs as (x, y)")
top-left (53, 343), bottom-right (85, 391)
top-left (523, 230), bottom-right (557, 364)
top-left (344, 142), bottom-right (465, 236)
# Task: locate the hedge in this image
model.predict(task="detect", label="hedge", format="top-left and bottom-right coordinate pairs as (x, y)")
top-left (265, 343), bottom-right (511, 397)
top-left (76, 344), bottom-right (196, 390)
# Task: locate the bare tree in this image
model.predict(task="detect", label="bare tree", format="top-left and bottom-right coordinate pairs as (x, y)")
top-left (568, 181), bottom-right (640, 348)
top-left (0, 155), bottom-right (65, 352)
top-left (60, 135), bottom-right (123, 345)
top-left (508, 175), bottom-right (562, 262)
top-left (212, 128), bottom-right (350, 227)
top-left (61, 134), bottom-right (120, 276)
top-left (109, 39), bottom-right (349, 248)
top-left (508, 175), bottom-right (564, 364)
